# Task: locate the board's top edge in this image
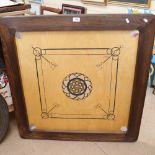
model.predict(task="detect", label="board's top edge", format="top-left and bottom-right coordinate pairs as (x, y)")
top-left (0, 14), bottom-right (154, 32)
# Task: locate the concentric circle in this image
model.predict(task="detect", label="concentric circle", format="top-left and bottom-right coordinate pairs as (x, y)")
top-left (62, 73), bottom-right (92, 100)
top-left (33, 47), bottom-right (42, 57)
top-left (67, 78), bottom-right (87, 96)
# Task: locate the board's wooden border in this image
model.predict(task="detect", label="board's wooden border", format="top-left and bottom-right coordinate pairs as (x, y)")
top-left (0, 14), bottom-right (155, 142)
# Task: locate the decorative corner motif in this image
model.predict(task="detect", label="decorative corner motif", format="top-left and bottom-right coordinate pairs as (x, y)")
top-left (96, 47), bottom-right (121, 69)
top-left (33, 47), bottom-right (57, 69)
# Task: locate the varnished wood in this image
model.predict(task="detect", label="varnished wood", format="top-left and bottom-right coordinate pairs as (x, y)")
top-left (0, 14), bottom-right (154, 32)
top-left (40, 6), bottom-right (62, 15)
top-left (0, 15), bottom-right (154, 141)
top-left (0, 4), bottom-right (31, 13)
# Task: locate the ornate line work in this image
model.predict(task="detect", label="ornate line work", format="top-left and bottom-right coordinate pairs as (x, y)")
top-left (33, 47), bottom-right (58, 70)
top-left (62, 72), bottom-right (93, 100)
top-left (96, 47), bottom-right (120, 69)
top-left (33, 47), bottom-right (121, 120)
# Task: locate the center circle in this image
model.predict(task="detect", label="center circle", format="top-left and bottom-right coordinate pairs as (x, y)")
top-left (67, 78), bottom-right (87, 96)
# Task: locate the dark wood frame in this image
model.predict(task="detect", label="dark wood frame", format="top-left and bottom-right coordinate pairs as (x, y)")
top-left (108, 0), bottom-right (151, 8)
top-left (40, 4), bottom-right (86, 15)
top-left (0, 14), bottom-right (155, 142)
top-left (0, 4), bottom-right (31, 13)
top-left (62, 4), bottom-right (86, 14)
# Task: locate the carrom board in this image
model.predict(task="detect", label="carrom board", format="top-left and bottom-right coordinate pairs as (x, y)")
top-left (0, 15), bottom-right (155, 141)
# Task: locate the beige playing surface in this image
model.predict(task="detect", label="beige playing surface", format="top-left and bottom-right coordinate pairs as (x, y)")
top-left (15, 30), bottom-right (139, 133)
